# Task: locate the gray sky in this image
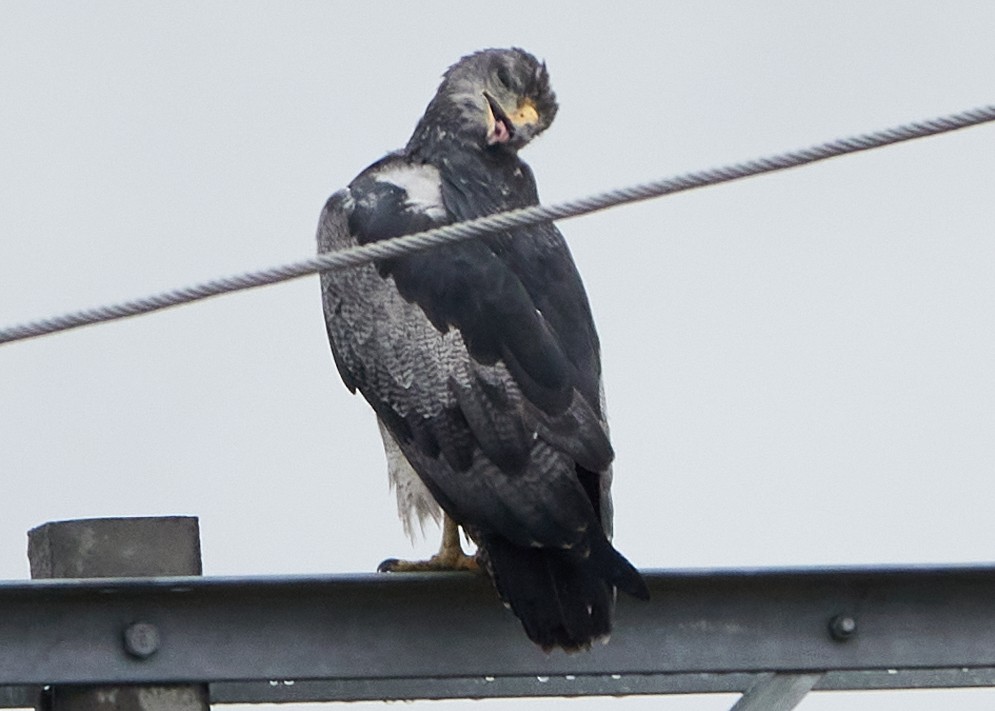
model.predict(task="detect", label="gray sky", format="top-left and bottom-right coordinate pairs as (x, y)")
top-left (2, 2), bottom-right (995, 709)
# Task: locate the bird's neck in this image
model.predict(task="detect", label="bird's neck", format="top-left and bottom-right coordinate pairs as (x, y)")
top-left (406, 132), bottom-right (539, 221)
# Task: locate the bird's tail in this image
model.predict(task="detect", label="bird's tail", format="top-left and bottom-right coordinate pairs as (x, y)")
top-left (479, 532), bottom-right (649, 651)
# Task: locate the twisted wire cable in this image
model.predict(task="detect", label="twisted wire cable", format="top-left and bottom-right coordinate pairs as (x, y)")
top-left (2, 104), bottom-right (994, 346)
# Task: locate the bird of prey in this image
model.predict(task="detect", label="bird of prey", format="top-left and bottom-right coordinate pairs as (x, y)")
top-left (317, 47), bottom-right (648, 651)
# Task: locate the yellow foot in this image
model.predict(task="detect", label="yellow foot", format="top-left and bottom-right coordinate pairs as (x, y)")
top-left (378, 513), bottom-right (479, 573)
top-left (377, 550), bottom-right (479, 573)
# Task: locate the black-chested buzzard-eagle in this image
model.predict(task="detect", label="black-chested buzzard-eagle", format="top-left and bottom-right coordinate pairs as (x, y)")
top-left (317, 47), bottom-right (647, 651)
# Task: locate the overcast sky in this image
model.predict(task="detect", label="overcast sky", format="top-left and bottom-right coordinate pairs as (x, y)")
top-left (3, 3), bottom-right (995, 709)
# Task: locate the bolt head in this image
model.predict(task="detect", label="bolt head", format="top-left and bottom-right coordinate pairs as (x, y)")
top-left (123, 622), bottom-right (161, 658)
top-left (829, 614), bottom-right (857, 641)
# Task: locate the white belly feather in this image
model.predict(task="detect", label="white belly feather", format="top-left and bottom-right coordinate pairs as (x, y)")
top-left (377, 417), bottom-right (442, 539)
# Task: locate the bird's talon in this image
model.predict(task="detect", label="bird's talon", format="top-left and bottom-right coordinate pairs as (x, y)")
top-left (374, 551), bottom-right (479, 574)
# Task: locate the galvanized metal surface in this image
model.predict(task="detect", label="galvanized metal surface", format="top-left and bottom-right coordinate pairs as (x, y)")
top-left (209, 668), bottom-right (995, 703)
top-left (8, 669), bottom-right (995, 707)
top-left (2, 566), bottom-right (995, 697)
top-left (7, 669), bottom-right (995, 707)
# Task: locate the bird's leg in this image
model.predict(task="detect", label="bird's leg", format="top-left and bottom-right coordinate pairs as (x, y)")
top-left (377, 514), bottom-right (479, 573)
top-left (435, 514), bottom-right (479, 570)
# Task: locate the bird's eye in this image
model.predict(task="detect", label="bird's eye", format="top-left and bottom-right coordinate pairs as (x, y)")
top-left (496, 66), bottom-right (513, 90)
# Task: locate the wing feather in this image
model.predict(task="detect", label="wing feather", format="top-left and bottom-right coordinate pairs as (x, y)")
top-left (317, 164), bottom-right (613, 549)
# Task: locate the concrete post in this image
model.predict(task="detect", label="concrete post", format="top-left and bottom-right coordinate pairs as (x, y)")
top-left (28, 516), bottom-right (209, 711)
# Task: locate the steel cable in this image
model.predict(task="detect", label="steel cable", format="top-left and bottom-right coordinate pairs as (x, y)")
top-left (2, 104), bottom-right (994, 346)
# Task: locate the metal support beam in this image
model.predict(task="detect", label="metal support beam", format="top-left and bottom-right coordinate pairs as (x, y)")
top-left (9, 668), bottom-right (995, 707)
top-left (26, 518), bottom-right (209, 711)
top-left (2, 564), bottom-right (995, 701)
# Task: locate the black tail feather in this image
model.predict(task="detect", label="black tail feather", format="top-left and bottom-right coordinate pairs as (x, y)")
top-left (593, 535), bottom-right (650, 601)
top-left (479, 532), bottom-right (647, 651)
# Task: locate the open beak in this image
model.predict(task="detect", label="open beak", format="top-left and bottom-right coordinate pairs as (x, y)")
top-left (483, 91), bottom-right (541, 146)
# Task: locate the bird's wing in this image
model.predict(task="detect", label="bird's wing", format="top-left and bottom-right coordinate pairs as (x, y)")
top-left (317, 161), bottom-right (613, 551)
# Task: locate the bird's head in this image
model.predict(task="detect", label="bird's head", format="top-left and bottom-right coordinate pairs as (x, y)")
top-left (410, 48), bottom-right (558, 155)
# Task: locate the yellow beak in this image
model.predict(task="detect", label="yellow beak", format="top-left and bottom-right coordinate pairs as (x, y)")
top-left (484, 92), bottom-right (541, 145)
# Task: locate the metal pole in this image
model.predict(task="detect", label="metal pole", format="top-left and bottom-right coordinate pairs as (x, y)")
top-left (27, 517), bottom-right (209, 711)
